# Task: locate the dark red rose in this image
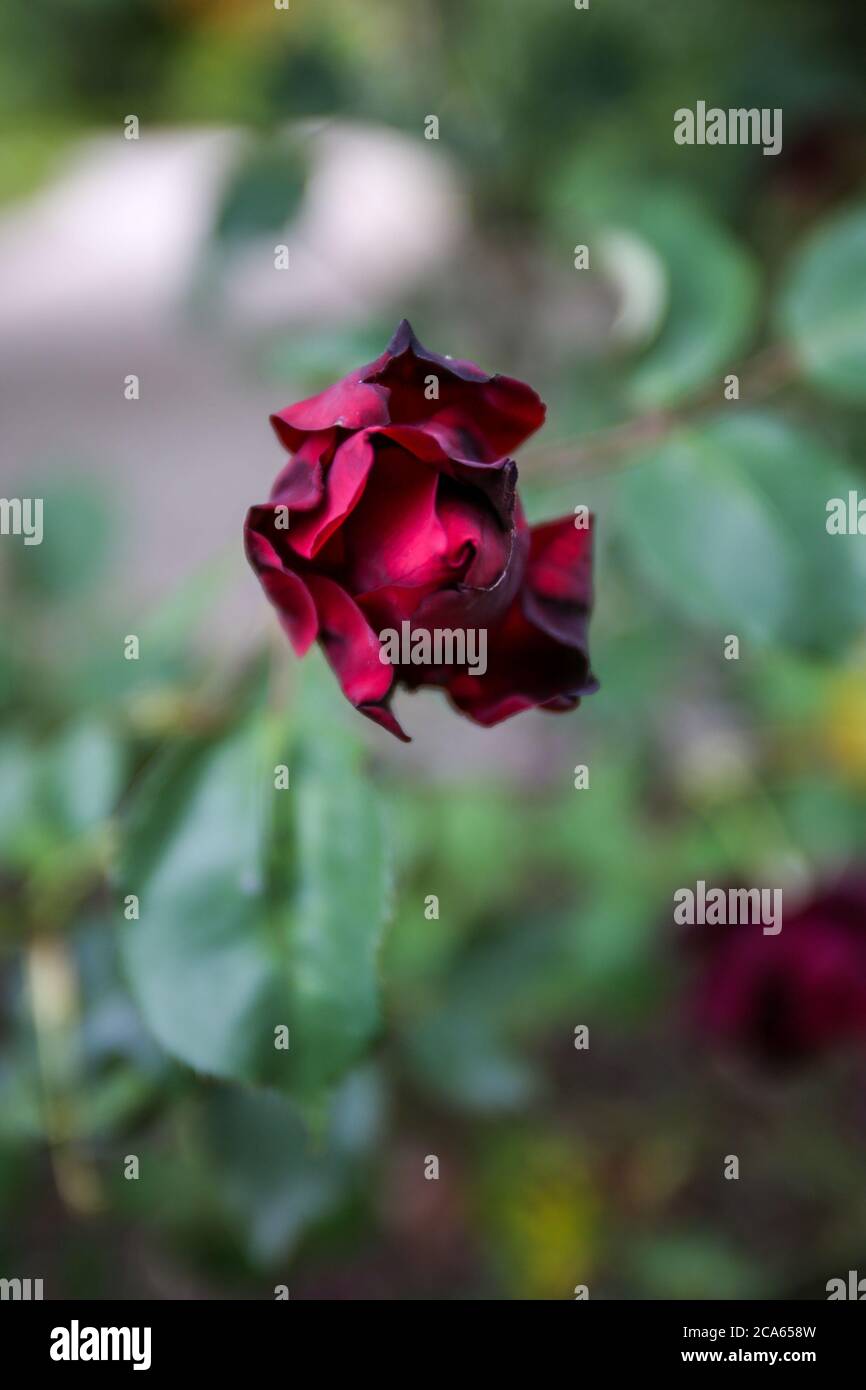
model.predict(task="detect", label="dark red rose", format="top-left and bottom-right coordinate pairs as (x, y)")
top-left (244, 320), bottom-right (597, 740)
top-left (688, 872), bottom-right (866, 1066)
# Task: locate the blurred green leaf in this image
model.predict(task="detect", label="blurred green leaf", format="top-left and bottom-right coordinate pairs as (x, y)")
top-left (0, 636), bottom-right (16, 711)
top-left (618, 413), bottom-right (866, 650)
top-left (5, 475), bottom-right (113, 601)
top-left (0, 128), bottom-right (75, 207)
top-left (280, 674), bottom-right (390, 1101)
top-left (408, 1008), bottom-right (537, 1113)
top-left (0, 721), bottom-right (121, 884)
top-left (545, 171), bottom-right (758, 408)
top-left (204, 1068), bottom-right (382, 1265)
top-left (42, 721), bottom-right (123, 838)
top-left (76, 1068), bottom-right (156, 1140)
top-left (121, 720), bottom-right (274, 1083)
top-left (628, 1231), bottom-right (768, 1300)
top-left (403, 921), bottom-right (580, 1113)
top-left (779, 202), bottom-right (866, 403)
top-left (63, 546), bottom-right (235, 713)
top-left (624, 194), bottom-right (759, 408)
top-left (777, 777), bottom-right (866, 864)
top-left (119, 656), bottom-right (389, 1101)
top-left (0, 732), bottom-right (40, 865)
top-left (0, 1059), bottom-right (44, 1144)
top-left (214, 139), bottom-right (307, 246)
top-left (567, 880), bottom-right (662, 1008)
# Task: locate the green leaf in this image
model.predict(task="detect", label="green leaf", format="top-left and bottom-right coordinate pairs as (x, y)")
top-left (777, 777), bottom-right (866, 864)
top-left (403, 923), bottom-right (577, 1113)
top-left (566, 880), bottom-right (661, 1007)
top-left (204, 1068), bottom-right (383, 1265)
top-left (214, 139), bottom-right (308, 247)
top-left (407, 1008), bottom-right (537, 1113)
top-left (283, 692), bottom-right (390, 1100)
top-left (43, 721), bottom-right (123, 838)
top-left (5, 475), bottom-right (113, 601)
top-left (0, 724), bottom-right (118, 872)
top-left (0, 129), bottom-right (77, 208)
top-left (119, 657), bottom-right (389, 1100)
top-left (617, 413), bottom-right (866, 650)
top-left (120, 721), bottom-right (277, 1082)
top-left (778, 202), bottom-right (866, 403)
top-left (546, 176), bottom-right (759, 409)
top-left (65, 546), bottom-right (236, 711)
top-left (624, 193), bottom-right (759, 408)
top-left (0, 733), bottom-right (40, 864)
top-left (629, 1232), bottom-right (768, 1300)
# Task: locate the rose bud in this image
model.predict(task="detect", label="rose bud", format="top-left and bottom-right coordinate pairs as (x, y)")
top-left (688, 871), bottom-right (866, 1066)
top-left (244, 320), bottom-right (598, 740)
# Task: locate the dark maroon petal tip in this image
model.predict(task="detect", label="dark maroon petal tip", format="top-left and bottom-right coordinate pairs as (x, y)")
top-left (382, 318), bottom-right (490, 385)
top-left (358, 700), bottom-right (412, 743)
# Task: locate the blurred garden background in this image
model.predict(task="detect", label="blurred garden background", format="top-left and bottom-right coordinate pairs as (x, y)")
top-left (2, 0), bottom-right (866, 1299)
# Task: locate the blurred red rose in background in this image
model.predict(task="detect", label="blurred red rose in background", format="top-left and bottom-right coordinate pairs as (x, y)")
top-left (244, 320), bottom-right (597, 740)
top-left (689, 872), bottom-right (866, 1066)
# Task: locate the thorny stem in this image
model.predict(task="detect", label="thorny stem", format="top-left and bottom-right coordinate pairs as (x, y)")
top-left (524, 344), bottom-right (795, 476)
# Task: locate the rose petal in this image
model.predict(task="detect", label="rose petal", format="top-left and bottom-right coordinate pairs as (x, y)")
top-left (305, 573), bottom-right (394, 707)
top-left (441, 514), bottom-right (597, 725)
top-left (270, 378), bottom-right (389, 454)
top-left (268, 321), bottom-right (545, 464)
top-left (268, 431), bottom-right (334, 512)
top-left (244, 514), bottom-right (318, 655)
top-left (286, 429), bottom-right (377, 559)
top-left (369, 321), bottom-right (546, 463)
top-left (341, 448), bottom-right (447, 592)
top-left (358, 700), bottom-right (411, 743)
top-left (436, 481), bottom-right (512, 591)
top-left (521, 515), bottom-right (594, 648)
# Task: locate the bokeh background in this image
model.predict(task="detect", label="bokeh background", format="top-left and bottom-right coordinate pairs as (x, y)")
top-left (2, 0), bottom-right (866, 1300)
